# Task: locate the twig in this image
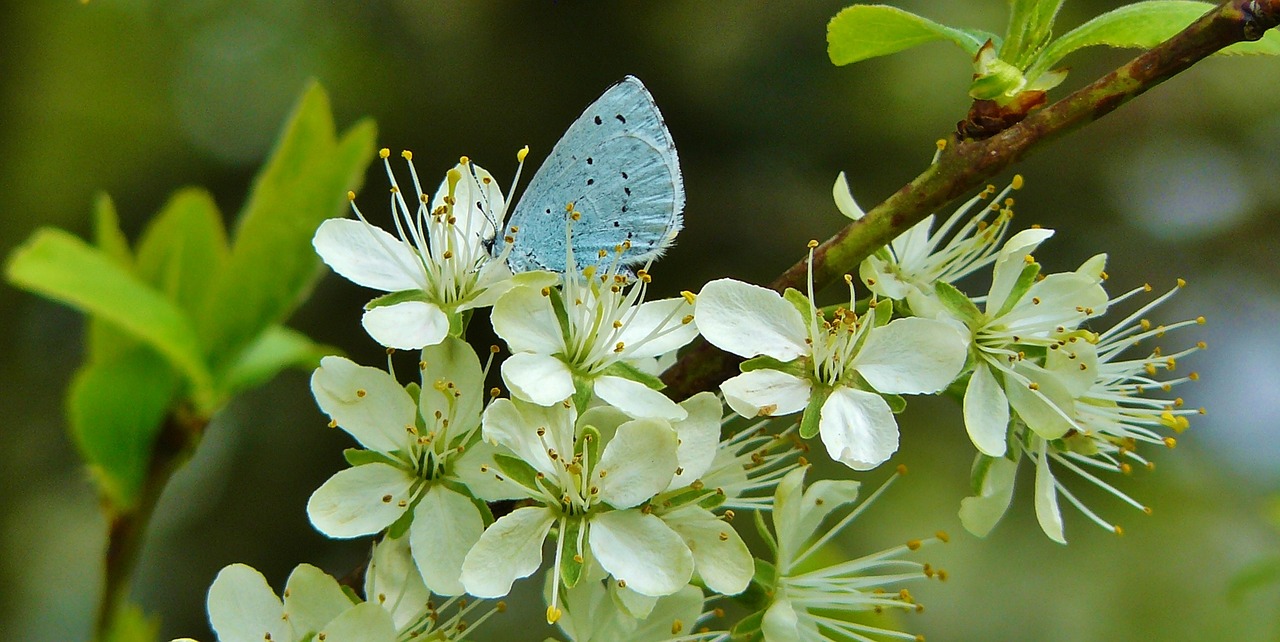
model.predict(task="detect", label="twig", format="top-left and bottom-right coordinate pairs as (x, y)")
top-left (663, 0), bottom-right (1279, 399)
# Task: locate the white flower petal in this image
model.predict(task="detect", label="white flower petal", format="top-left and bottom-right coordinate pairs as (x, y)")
top-left (666, 392), bottom-right (723, 490)
top-left (860, 254), bottom-right (910, 301)
top-left (1000, 271), bottom-right (1107, 334)
top-left (661, 506), bottom-right (752, 595)
top-left (311, 356), bottom-right (416, 455)
top-left (1005, 364), bottom-right (1076, 440)
top-left (854, 317), bottom-right (967, 394)
top-left (361, 300), bottom-right (449, 351)
top-left (589, 510), bottom-right (693, 597)
top-left (419, 336), bottom-right (486, 434)
top-left (206, 564), bottom-right (286, 642)
top-left (460, 506), bottom-right (556, 598)
top-left (314, 602), bottom-right (397, 642)
top-left (366, 535), bottom-right (432, 632)
top-left (409, 485), bottom-right (485, 596)
top-left (306, 463), bottom-right (415, 538)
top-left (695, 279), bottom-right (809, 361)
top-left (963, 363), bottom-right (1009, 457)
top-left (282, 564), bottom-right (352, 637)
top-left (501, 352), bottom-right (575, 406)
top-left (313, 218), bottom-right (423, 292)
top-left (720, 370), bottom-right (811, 418)
top-left (1034, 446), bottom-right (1067, 544)
top-left (761, 597), bottom-right (803, 642)
top-left (433, 162), bottom-right (504, 245)
top-left (631, 585), bottom-right (707, 641)
top-left (833, 171), bottom-right (865, 221)
top-left (452, 438), bottom-right (524, 501)
top-left (616, 297), bottom-right (699, 358)
top-left (596, 418), bottom-right (680, 509)
top-left (958, 455), bottom-right (1019, 538)
top-left (786, 479), bottom-right (862, 564)
top-left (481, 398), bottom-right (576, 478)
top-left (818, 387), bottom-right (899, 471)
top-left (594, 375), bottom-right (686, 421)
top-left (492, 285), bottom-right (564, 354)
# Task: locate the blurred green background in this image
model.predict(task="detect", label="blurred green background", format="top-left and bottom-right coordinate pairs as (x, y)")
top-left (3, 1), bottom-right (1279, 640)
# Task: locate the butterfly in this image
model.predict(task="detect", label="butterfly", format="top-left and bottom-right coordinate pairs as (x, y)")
top-left (499, 76), bottom-right (684, 274)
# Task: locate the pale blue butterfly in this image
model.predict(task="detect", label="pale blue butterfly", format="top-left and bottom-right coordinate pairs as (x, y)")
top-left (499, 76), bottom-right (684, 274)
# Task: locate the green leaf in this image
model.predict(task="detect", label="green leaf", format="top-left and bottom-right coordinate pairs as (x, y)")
top-left (828, 5), bottom-right (995, 65)
top-left (200, 82), bottom-right (376, 372)
top-left (1027, 1), bottom-right (1280, 80)
top-left (6, 228), bottom-right (214, 403)
top-left (88, 194), bottom-right (137, 365)
top-left (102, 602), bottom-right (160, 642)
top-left (1229, 556), bottom-right (1280, 600)
top-left (68, 345), bottom-right (180, 508)
top-left (134, 187), bottom-right (229, 317)
top-left (220, 325), bottom-right (336, 397)
top-left (1003, 0), bottom-right (1066, 67)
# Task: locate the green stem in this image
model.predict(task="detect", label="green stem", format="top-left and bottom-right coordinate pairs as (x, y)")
top-left (95, 406), bottom-right (207, 640)
top-left (663, 0), bottom-right (1279, 399)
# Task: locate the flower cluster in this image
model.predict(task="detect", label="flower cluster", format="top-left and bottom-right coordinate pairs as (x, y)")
top-left (179, 140), bottom-right (1199, 642)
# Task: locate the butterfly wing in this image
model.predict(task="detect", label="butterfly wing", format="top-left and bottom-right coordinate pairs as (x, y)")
top-left (504, 76), bottom-right (684, 273)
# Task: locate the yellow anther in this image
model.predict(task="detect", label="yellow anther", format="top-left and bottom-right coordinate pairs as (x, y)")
top-left (1114, 525), bottom-right (1124, 536)
top-left (1163, 436), bottom-right (1177, 448)
top-left (355, 389), bottom-right (367, 398)
top-left (460, 155), bottom-right (470, 164)
top-left (1024, 254), bottom-right (1035, 264)
top-left (401, 150), bottom-right (413, 160)
top-left (346, 190), bottom-right (355, 201)
top-left (681, 290), bottom-right (696, 304)
top-left (546, 606), bottom-right (562, 624)
top-left (517, 145), bottom-right (529, 162)
top-left (936, 530), bottom-right (949, 543)
top-left (379, 148), bottom-right (391, 159)
top-left (935, 138), bottom-right (947, 151)
top-left (906, 539), bottom-right (922, 551)
top-left (1012, 174), bottom-right (1024, 190)
top-left (807, 239), bottom-right (819, 249)
top-left (1196, 316), bottom-right (1206, 325)
top-left (1177, 278), bottom-right (1187, 288)
top-left (897, 464), bottom-right (908, 476)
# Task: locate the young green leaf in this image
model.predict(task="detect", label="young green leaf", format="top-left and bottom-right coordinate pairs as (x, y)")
top-left (88, 194), bottom-right (139, 366)
top-left (134, 187), bottom-right (229, 317)
top-left (219, 325), bottom-right (336, 398)
top-left (67, 345), bottom-right (180, 509)
top-left (6, 228), bottom-right (214, 403)
top-left (1027, 1), bottom-right (1280, 80)
top-left (199, 82), bottom-right (376, 372)
top-left (828, 4), bottom-right (996, 65)
top-left (1002, 0), bottom-right (1066, 68)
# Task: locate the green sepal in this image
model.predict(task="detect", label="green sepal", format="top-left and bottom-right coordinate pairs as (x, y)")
top-left (740, 354), bottom-right (808, 380)
top-left (798, 384), bottom-right (832, 439)
top-left (364, 290), bottom-right (426, 310)
top-left (883, 393), bottom-right (907, 414)
top-left (558, 517), bottom-right (585, 589)
top-left (577, 424), bottom-right (602, 480)
top-left (992, 261), bottom-right (1041, 320)
top-left (385, 499), bottom-right (416, 539)
top-left (729, 609), bottom-right (765, 641)
top-left (67, 345), bottom-right (181, 510)
top-left (343, 448), bottom-right (400, 468)
top-left (599, 360), bottom-right (665, 391)
top-left (695, 489), bottom-right (728, 511)
top-left (871, 297), bottom-right (893, 327)
top-left (969, 453), bottom-right (997, 494)
top-left (450, 308), bottom-right (472, 338)
top-left (969, 54), bottom-right (1030, 100)
top-left (546, 284), bottom-right (574, 349)
top-left (935, 281), bottom-right (983, 327)
top-left (493, 452), bottom-right (542, 493)
top-left (572, 372), bottom-right (594, 415)
top-left (753, 508), bottom-right (777, 558)
top-left (827, 4), bottom-right (996, 65)
top-left (782, 287), bottom-right (813, 322)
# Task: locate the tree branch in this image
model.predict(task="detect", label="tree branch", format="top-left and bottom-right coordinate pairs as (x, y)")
top-left (663, 0), bottom-right (1279, 399)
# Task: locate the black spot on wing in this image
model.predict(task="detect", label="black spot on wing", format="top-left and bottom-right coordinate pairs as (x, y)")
top-left (615, 114), bottom-right (626, 124)
top-left (594, 115), bottom-right (603, 125)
